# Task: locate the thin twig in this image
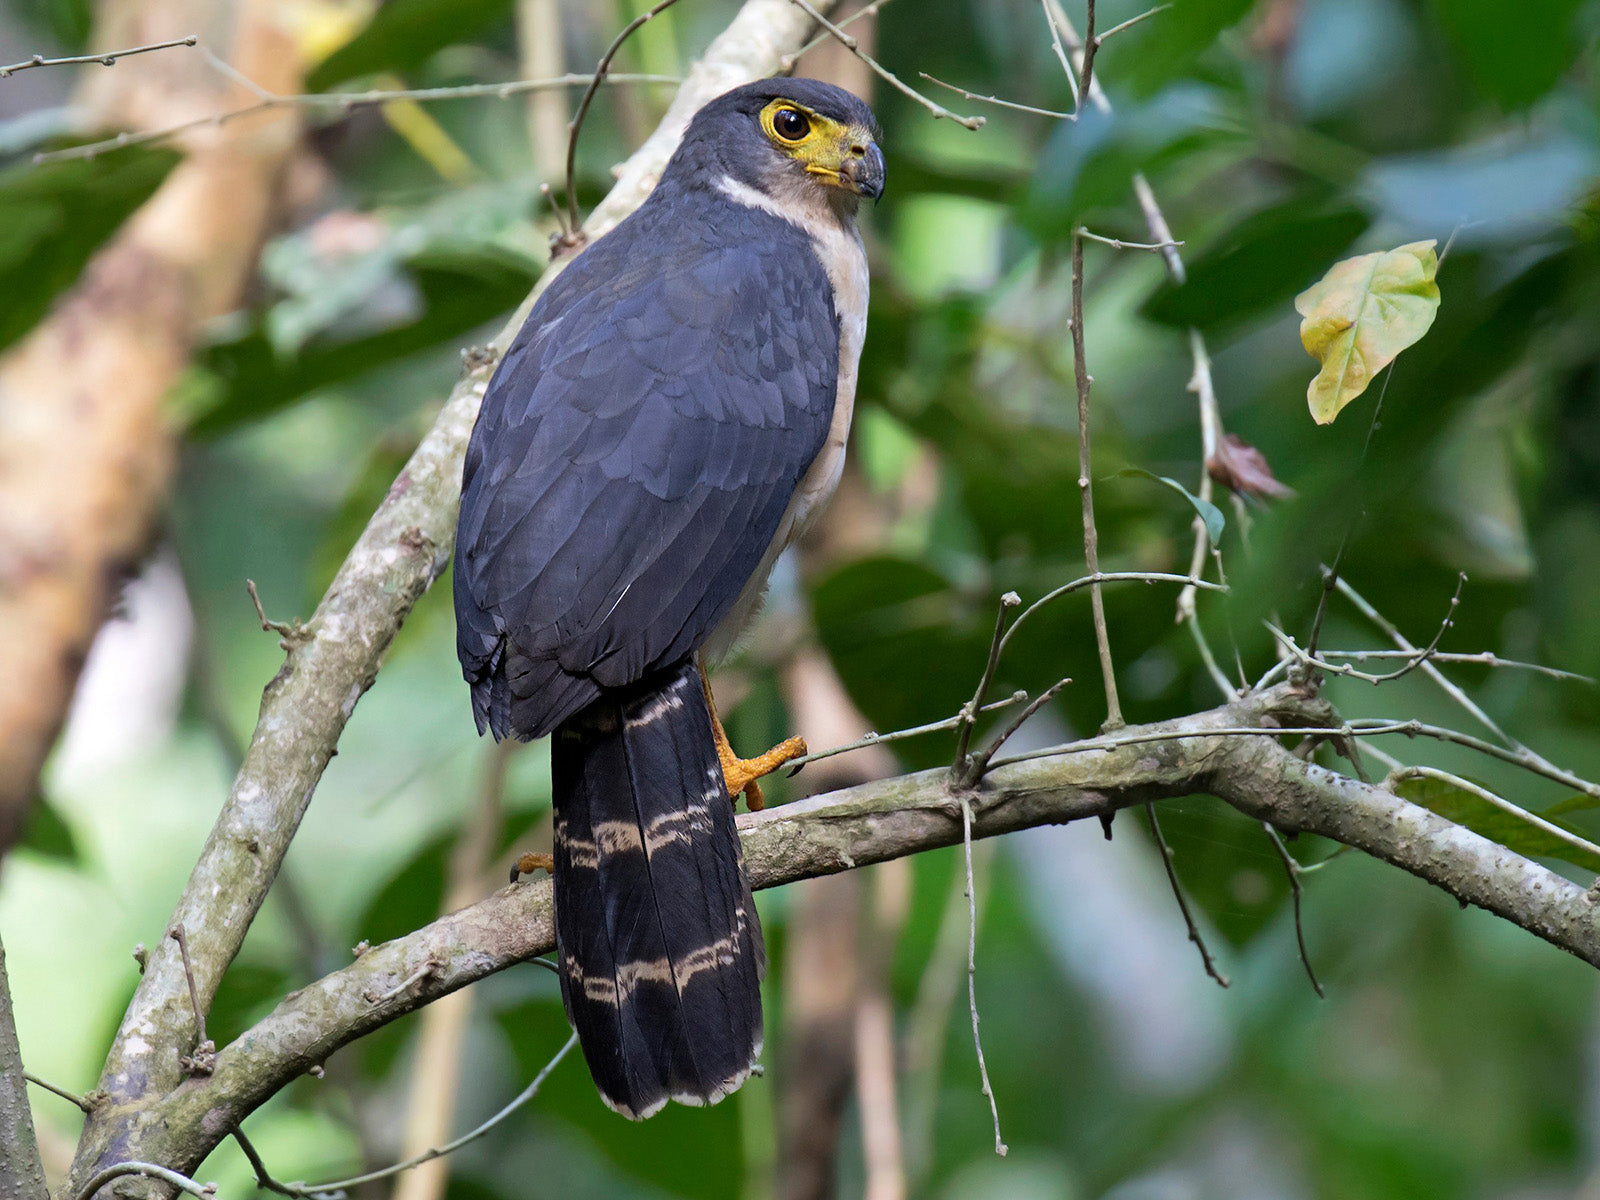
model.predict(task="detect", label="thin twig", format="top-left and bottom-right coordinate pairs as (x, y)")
top-left (563, 0), bottom-right (685, 238)
top-left (1093, 3), bottom-right (1172, 44)
top-left (1077, 228), bottom-right (1184, 252)
top-left (1044, 0), bottom-right (1229, 659)
top-left (1262, 823), bottom-right (1324, 997)
top-left (953, 592), bottom-right (1021, 781)
top-left (74, 1162), bottom-right (216, 1200)
top-left (918, 72), bottom-right (1074, 119)
top-left (1144, 804), bottom-right (1229, 987)
top-left (24, 1070), bottom-right (92, 1113)
top-left (245, 579), bottom-right (303, 641)
top-left (781, 0), bottom-right (898, 69)
top-left (788, 691), bottom-right (1027, 771)
top-left (1314, 649), bottom-right (1591, 684)
top-left (1070, 229), bottom-right (1123, 730)
top-left (1267, 574), bottom-right (1464, 686)
top-left (238, 1032), bottom-right (578, 1198)
top-left (1075, 0), bottom-right (1100, 108)
top-left (32, 72), bottom-right (679, 165)
top-left (1001, 572), bottom-right (1226, 663)
top-left (964, 678), bottom-right (1072, 782)
top-left (0, 35), bottom-right (196, 77)
top-left (1304, 362), bottom-right (1401, 661)
top-left (169, 925), bottom-right (215, 1076)
top-left (785, 0), bottom-right (985, 128)
top-left (958, 797), bottom-right (1007, 1156)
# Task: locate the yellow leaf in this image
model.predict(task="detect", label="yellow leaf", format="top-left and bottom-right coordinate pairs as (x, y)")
top-left (1294, 240), bottom-right (1441, 424)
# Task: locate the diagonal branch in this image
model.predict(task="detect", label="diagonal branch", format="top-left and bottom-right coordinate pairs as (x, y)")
top-left (67, 1), bottom-right (841, 1194)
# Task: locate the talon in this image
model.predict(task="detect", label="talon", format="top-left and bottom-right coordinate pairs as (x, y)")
top-left (720, 734), bottom-right (807, 811)
top-left (511, 851), bottom-right (555, 882)
top-left (699, 662), bottom-right (806, 812)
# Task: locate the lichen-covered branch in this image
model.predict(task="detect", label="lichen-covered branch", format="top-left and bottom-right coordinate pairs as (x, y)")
top-left (74, 683), bottom-right (1600, 1185)
top-left (0, 937), bottom-right (48, 1200)
top-left (66, 2), bottom-right (837, 1195)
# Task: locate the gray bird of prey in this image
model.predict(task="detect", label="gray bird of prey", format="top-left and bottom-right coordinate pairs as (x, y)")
top-left (453, 78), bottom-right (883, 1119)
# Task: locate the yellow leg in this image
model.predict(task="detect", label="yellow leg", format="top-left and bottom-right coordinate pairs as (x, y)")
top-left (699, 663), bottom-right (806, 812)
top-left (510, 851), bottom-right (554, 883)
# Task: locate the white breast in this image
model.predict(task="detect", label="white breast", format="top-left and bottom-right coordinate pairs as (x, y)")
top-left (704, 176), bottom-right (870, 662)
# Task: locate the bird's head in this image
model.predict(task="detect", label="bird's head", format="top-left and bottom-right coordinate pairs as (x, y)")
top-left (668, 78), bottom-right (885, 218)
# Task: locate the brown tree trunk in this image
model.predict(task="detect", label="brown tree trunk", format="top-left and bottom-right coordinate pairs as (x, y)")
top-left (0, 0), bottom-right (304, 853)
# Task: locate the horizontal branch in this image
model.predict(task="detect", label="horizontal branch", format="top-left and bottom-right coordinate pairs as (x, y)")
top-left (99, 683), bottom-right (1600, 1182)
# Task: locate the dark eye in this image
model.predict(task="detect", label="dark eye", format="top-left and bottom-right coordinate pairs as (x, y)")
top-left (772, 107), bottom-right (810, 142)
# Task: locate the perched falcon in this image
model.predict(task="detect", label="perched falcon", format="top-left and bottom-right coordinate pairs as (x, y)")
top-left (453, 78), bottom-right (883, 1119)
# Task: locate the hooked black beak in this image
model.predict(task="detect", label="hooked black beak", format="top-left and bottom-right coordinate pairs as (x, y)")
top-left (843, 141), bottom-right (886, 203)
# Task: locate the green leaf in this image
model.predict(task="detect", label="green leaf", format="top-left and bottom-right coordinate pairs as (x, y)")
top-left (184, 247), bottom-right (536, 437)
top-left (1140, 198), bottom-right (1370, 335)
top-left (17, 796), bottom-right (78, 863)
top-left (1393, 774), bottom-right (1600, 873)
top-left (308, 0), bottom-right (515, 91)
top-left (1116, 468), bottom-right (1225, 545)
top-left (1426, 0), bottom-right (1585, 111)
top-left (1295, 240), bottom-right (1442, 425)
top-left (1104, 0), bottom-right (1256, 95)
top-left (0, 144), bottom-right (182, 352)
top-left (1022, 92), bottom-right (1232, 241)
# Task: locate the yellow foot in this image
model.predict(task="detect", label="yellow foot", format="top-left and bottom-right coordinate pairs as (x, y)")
top-left (698, 662), bottom-right (807, 812)
top-left (510, 851), bottom-right (555, 883)
top-left (719, 733), bottom-right (807, 812)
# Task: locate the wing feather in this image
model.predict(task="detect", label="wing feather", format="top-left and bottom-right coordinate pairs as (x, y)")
top-left (454, 197), bottom-right (839, 738)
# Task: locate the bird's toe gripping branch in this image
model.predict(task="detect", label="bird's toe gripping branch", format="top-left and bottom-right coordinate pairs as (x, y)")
top-left (698, 664), bottom-right (806, 812)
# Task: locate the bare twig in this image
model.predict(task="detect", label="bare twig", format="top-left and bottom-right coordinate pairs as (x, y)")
top-left (1312, 649), bottom-right (1590, 684)
top-left (170, 925), bottom-right (215, 1077)
top-left (785, 0), bottom-right (986, 128)
top-left (1077, 229), bottom-right (1184, 252)
top-left (788, 691), bottom-right (1027, 771)
top-left (781, 0), bottom-right (898, 69)
top-left (74, 1161), bottom-right (216, 1200)
top-left (0, 35), bottom-right (197, 77)
top-left (1075, 0), bottom-right (1100, 108)
top-left (1262, 823), bottom-right (1324, 997)
top-left (959, 797), bottom-right (1008, 1156)
top-left (23, 1071), bottom-right (92, 1113)
top-left (1144, 804), bottom-right (1230, 987)
top-left (1268, 573), bottom-right (1464, 686)
top-left (953, 593), bottom-right (1021, 782)
top-left (918, 72), bottom-right (1074, 119)
top-left (1070, 231), bottom-right (1123, 730)
top-left (562, 0), bottom-right (686, 239)
top-left (245, 579), bottom-right (302, 641)
top-left (237, 1033), bottom-right (578, 1198)
top-left (1304, 363), bottom-right (1402, 660)
top-left (964, 678), bottom-right (1072, 782)
top-left (1001, 572), bottom-right (1226, 662)
top-left (33, 71), bottom-right (680, 165)
top-left (1094, 3), bottom-right (1173, 44)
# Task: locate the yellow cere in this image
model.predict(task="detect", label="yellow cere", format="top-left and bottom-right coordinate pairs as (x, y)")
top-left (758, 98), bottom-right (873, 188)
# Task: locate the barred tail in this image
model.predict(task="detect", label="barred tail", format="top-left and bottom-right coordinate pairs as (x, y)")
top-left (550, 659), bottom-right (765, 1120)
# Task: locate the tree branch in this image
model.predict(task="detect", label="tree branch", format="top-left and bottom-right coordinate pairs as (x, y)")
top-left (0, 936), bottom-right (48, 1200)
top-left (79, 682), bottom-right (1600, 1184)
top-left (65, 1), bottom-right (841, 1194)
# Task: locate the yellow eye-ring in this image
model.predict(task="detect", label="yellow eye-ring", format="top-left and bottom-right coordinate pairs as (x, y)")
top-left (769, 105), bottom-right (811, 143)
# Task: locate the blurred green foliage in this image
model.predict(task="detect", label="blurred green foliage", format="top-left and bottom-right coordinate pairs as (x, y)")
top-left (3, 0), bottom-right (1600, 1198)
